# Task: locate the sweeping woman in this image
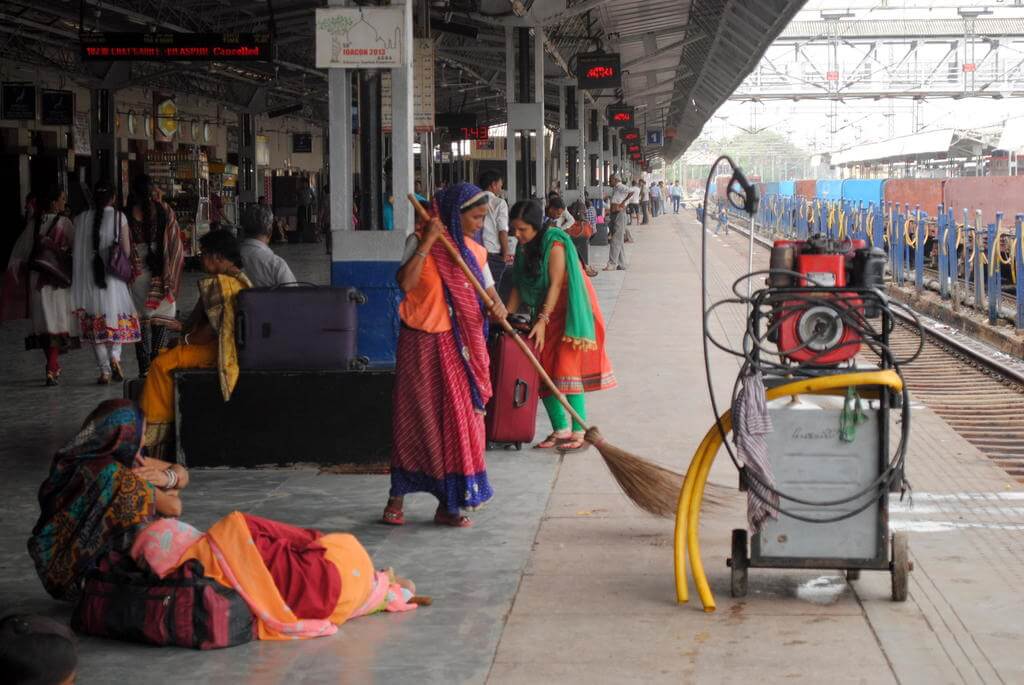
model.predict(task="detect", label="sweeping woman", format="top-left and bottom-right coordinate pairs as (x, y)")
top-left (383, 182), bottom-right (506, 528)
top-left (507, 200), bottom-right (616, 451)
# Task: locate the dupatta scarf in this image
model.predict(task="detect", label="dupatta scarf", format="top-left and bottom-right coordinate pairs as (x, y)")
top-left (144, 201), bottom-right (184, 310)
top-left (28, 400), bottom-right (156, 600)
top-left (512, 227), bottom-right (597, 350)
top-left (197, 271), bottom-right (253, 400)
top-left (430, 183), bottom-right (493, 411)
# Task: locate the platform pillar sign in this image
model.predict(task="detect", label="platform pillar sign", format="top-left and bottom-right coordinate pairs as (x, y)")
top-left (320, 0), bottom-right (414, 364)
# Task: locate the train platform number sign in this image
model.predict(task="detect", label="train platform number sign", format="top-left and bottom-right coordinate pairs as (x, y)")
top-left (577, 52), bottom-right (621, 90)
top-left (81, 33), bottom-right (272, 60)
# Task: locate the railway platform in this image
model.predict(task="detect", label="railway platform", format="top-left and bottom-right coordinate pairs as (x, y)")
top-left (1, 218), bottom-right (1022, 684)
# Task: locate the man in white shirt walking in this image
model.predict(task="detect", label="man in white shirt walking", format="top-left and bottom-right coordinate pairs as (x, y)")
top-left (478, 170), bottom-right (513, 300)
top-left (605, 174), bottom-right (630, 271)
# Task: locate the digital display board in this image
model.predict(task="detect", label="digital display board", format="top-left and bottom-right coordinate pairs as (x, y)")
top-left (626, 144), bottom-right (642, 154)
top-left (621, 128), bottom-right (641, 142)
top-left (576, 52), bottom-right (622, 90)
top-left (81, 32), bottom-right (273, 61)
top-left (606, 105), bottom-right (634, 128)
top-left (459, 126), bottom-right (489, 142)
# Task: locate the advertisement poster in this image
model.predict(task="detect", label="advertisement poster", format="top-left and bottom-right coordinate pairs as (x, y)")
top-left (2, 83), bottom-right (36, 120)
top-left (41, 90), bottom-right (74, 125)
top-left (315, 6), bottom-right (406, 68)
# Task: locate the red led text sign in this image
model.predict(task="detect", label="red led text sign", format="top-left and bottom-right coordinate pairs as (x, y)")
top-left (81, 33), bottom-right (273, 61)
top-left (607, 105), bottom-right (635, 128)
top-left (577, 53), bottom-right (622, 90)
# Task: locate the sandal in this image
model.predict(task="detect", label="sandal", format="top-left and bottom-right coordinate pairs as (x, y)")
top-left (534, 432), bottom-right (570, 449)
top-left (382, 505), bottom-right (405, 526)
top-left (97, 373), bottom-right (111, 386)
top-left (434, 509), bottom-right (473, 528)
top-left (557, 433), bottom-right (588, 453)
top-left (45, 372), bottom-right (59, 387)
top-left (111, 360), bottom-right (125, 382)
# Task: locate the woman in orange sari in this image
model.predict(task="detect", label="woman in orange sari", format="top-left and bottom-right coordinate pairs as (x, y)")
top-left (506, 200), bottom-right (615, 451)
top-left (384, 183), bottom-right (506, 528)
top-left (131, 513), bottom-right (421, 640)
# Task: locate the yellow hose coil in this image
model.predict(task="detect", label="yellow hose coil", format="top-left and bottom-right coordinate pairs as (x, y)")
top-left (673, 370), bottom-right (904, 611)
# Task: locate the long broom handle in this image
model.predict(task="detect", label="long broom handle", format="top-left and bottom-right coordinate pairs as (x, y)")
top-left (407, 194), bottom-right (591, 432)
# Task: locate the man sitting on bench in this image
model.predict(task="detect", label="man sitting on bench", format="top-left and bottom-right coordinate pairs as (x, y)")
top-left (140, 230), bottom-right (253, 459)
top-left (240, 204), bottom-right (297, 288)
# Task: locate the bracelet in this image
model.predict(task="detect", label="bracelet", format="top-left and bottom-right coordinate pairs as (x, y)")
top-left (415, 250), bottom-right (428, 260)
top-left (164, 467), bottom-right (178, 489)
top-left (183, 333), bottom-right (191, 346)
top-left (537, 312), bottom-right (551, 324)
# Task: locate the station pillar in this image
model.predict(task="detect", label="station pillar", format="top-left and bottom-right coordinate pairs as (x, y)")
top-left (328, 0), bottom-right (414, 365)
top-left (504, 24), bottom-right (546, 201)
top-left (89, 89), bottom-right (117, 188)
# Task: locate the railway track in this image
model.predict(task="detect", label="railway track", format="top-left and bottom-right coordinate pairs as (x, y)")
top-left (727, 219), bottom-right (1024, 483)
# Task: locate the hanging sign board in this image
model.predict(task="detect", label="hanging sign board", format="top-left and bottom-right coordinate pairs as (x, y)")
top-left (626, 144), bottom-right (641, 154)
top-left (80, 32), bottom-right (272, 61)
top-left (381, 39), bottom-right (437, 133)
top-left (621, 128), bottom-right (641, 143)
top-left (646, 129), bottom-right (663, 146)
top-left (2, 83), bottom-right (36, 120)
top-left (435, 112), bottom-right (477, 130)
top-left (41, 90), bottom-right (74, 126)
top-left (292, 133), bottom-right (313, 154)
top-left (315, 6), bottom-right (406, 68)
top-left (576, 53), bottom-right (622, 90)
top-left (606, 105), bottom-right (634, 128)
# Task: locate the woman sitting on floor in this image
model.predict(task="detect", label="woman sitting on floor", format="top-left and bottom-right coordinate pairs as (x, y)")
top-left (131, 513), bottom-right (424, 640)
top-left (28, 399), bottom-right (189, 601)
top-left (140, 230), bottom-right (252, 459)
top-left (506, 199), bottom-right (616, 451)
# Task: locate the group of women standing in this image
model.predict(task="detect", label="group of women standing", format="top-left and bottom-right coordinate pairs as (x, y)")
top-left (385, 183), bottom-right (615, 527)
top-left (1, 177), bottom-right (183, 385)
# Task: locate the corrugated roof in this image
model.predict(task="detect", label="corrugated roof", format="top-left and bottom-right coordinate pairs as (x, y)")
top-left (830, 129), bottom-right (986, 165)
top-left (780, 18), bottom-right (1024, 40)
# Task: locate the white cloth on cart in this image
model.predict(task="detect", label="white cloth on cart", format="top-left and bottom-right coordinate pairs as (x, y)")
top-left (732, 371), bottom-right (778, 532)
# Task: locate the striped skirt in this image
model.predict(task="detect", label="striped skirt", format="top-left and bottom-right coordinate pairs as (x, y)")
top-left (390, 325), bottom-right (493, 514)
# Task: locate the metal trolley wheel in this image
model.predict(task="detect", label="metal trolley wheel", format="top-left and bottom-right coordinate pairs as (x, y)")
top-left (728, 528), bottom-right (749, 598)
top-left (890, 532), bottom-right (911, 602)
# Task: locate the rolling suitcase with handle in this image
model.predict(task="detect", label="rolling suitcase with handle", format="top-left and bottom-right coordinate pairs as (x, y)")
top-left (236, 284), bottom-right (369, 371)
top-left (485, 320), bottom-right (539, 450)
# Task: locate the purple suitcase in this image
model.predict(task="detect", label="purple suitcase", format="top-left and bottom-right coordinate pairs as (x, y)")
top-left (236, 285), bottom-right (368, 371)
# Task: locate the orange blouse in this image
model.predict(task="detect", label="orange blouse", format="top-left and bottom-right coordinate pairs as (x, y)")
top-left (399, 236), bottom-right (489, 333)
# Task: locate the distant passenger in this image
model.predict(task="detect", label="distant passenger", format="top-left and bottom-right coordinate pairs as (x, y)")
top-left (478, 170), bottom-right (513, 300)
top-left (544, 196), bottom-right (576, 233)
top-left (239, 204), bottom-right (297, 288)
top-left (670, 182), bottom-right (683, 213)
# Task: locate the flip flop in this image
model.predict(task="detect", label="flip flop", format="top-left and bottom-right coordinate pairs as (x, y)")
top-left (557, 435), bottom-right (589, 453)
top-left (434, 510), bottom-right (473, 528)
top-left (534, 432), bottom-right (571, 449)
top-left (381, 505), bottom-right (405, 526)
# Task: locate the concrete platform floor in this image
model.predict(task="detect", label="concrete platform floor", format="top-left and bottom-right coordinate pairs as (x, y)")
top-left (1, 218), bottom-right (1022, 684)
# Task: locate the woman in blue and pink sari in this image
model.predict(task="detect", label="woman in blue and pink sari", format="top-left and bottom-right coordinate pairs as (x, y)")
top-left (383, 183), bottom-right (506, 528)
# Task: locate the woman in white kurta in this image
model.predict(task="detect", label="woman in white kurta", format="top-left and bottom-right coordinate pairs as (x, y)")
top-left (71, 182), bottom-right (142, 384)
top-left (1, 186), bottom-right (79, 385)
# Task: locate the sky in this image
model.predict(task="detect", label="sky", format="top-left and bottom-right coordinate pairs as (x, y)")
top-left (704, 0), bottom-right (1024, 155)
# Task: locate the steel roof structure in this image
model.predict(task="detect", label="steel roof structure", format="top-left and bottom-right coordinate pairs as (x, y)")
top-left (0, 0), bottom-right (806, 163)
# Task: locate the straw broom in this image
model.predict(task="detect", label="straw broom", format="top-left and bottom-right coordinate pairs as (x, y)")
top-left (407, 194), bottom-right (705, 517)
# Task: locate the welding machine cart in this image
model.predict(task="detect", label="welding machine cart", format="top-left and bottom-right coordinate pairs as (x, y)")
top-left (727, 283), bottom-right (911, 603)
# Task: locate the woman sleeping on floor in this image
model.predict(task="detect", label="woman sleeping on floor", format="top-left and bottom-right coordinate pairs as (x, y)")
top-left (28, 399), bottom-right (424, 641)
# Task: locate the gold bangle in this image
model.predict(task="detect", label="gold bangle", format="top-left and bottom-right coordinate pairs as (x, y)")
top-left (537, 312), bottom-right (551, 324)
